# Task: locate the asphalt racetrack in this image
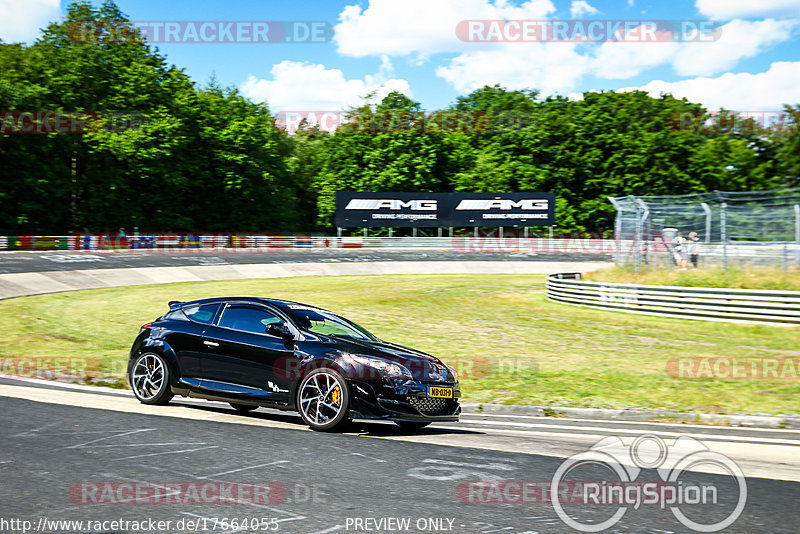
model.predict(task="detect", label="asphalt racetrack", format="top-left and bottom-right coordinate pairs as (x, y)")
top-left (1, 250), bottom-right (799, 533)
top-left (0, 248), bottom-right (611, 274)
top-left (1, 377), bottom-right (799, 533)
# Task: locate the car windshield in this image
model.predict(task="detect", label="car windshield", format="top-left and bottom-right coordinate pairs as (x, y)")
top-left (288, 306), bottom-right (376, 341)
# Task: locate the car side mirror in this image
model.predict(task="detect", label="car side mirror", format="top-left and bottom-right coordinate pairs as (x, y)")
top-left (266, 322), bottom-right (293, 339)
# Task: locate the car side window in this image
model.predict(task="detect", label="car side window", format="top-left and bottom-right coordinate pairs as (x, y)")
top-left (183, 304), bottom-right (220, 324)
top-left (218, 306), bottom-right (283, 335)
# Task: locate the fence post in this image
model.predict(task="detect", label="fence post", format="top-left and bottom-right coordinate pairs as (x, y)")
top-left (784, 244), bottom-right (789, 272)
top-left (796, 204), bottom-right (800, 267)
top-left (608, 197), bottom-right (622, 265)
top-left (721, 202), bottom-right (728, 273)
top-left (634, 202), bottom-right (642, 274)
top-left (701, 202), bottom-right (712, 241)
top-left (795, 204), bottom-right (799, 244)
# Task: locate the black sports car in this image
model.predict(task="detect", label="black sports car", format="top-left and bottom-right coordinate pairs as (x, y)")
top-left (127, 297), bottom-right (460, 431)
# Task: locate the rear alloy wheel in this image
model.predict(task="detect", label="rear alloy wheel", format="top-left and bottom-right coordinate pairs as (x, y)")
top-left (130, 353), bottom-right (174, 405)
top-left (230, 403), bottom-right (257, 413)
top-left (297, 368), bottom-right (350, 431)
top-left (395, 421), bottom-right (431, 431)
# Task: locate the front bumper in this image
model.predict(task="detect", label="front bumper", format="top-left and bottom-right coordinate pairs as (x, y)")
top-left (347, 378), bottom-right (461, 422)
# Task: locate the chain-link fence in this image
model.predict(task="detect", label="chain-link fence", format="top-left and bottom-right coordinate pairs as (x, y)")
top-left (610, 189), bottom-right (800, 271)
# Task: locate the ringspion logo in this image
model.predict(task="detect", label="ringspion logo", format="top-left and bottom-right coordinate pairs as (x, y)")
top-left (551, 434), bottom-right (746, 532)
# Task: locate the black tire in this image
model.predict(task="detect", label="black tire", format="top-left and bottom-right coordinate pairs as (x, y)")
top-left (130, 352), bottom-right (174, 405)
top-left (230, 403), bottom-right (257, 413)
top-left (395, 421), bottom-right (431, 431)
top-left (296, 368), bottom-right (350, 432)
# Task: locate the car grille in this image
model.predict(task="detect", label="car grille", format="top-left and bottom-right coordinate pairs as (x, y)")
top-left (408, 396), bottom-right (458, 416)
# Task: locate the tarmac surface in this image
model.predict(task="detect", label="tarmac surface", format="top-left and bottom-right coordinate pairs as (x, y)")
top-left (1, 377), bottom-right (798, 533)
top-left (2, 250), bottom-right (797, 532)
top-left (0, 249), bottom-right (611, 274)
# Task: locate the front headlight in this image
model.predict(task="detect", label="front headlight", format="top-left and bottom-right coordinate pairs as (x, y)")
top-left (341, 354), bottom-right (414, 380)
top-left (447, 365), bottom-right (458, 381)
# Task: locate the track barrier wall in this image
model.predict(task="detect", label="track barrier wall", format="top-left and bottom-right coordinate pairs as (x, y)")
top-left (546, 273), bottom-right (800, 326)
top-left (1, 235), bottom-right (620, 253)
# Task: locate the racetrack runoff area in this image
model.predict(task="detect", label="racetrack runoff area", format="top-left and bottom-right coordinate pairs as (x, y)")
top-left (1, 265), bottom-right (799, 417)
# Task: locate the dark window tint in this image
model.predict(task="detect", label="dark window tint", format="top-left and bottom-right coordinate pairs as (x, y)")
top-left (183, 304), bottom-right (220, 325)
top-left (218, 306), bottom-right (282, 335)
top-left (162, 310), bottom-right (185, 321)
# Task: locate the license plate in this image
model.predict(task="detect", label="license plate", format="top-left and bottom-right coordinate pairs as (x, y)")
top-left (427, 386), bottom-right (453, 398)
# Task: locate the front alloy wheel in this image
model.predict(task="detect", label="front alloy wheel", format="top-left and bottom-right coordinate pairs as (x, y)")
top-left (130, 353), bottom-right (174, 405)
top-left (297, 368), bottom-right (350, 431)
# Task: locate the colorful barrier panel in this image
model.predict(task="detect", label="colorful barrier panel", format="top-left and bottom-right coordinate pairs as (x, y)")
top-left (200, 235), bottom-right (229, 248)
top-left (80, 235), bottom-right (99, 250)
top-left (293, 236), bottom-right (313, 248)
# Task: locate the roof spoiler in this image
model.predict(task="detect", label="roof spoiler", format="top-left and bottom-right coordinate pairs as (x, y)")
top-left (168, 301), bottom-right (185, 309)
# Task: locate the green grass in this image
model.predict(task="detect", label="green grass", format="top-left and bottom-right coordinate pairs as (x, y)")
top-left (1, 274), bottom-right (799, 415)
top-left (586, 265), bottom-right (800, 291)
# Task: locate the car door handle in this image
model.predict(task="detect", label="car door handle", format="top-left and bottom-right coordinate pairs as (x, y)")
top-left (204, 341), bottom-right (219, 347)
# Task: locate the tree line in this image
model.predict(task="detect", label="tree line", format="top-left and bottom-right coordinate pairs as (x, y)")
top-left (1, 0), bottom-right (798, 235)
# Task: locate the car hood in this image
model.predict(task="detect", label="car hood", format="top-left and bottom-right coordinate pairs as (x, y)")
top-left (329, 336), bottom-right (453, 381)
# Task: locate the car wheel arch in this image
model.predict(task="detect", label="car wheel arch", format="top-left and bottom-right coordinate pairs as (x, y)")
top-left (129, 344), bottom-right (181, 387)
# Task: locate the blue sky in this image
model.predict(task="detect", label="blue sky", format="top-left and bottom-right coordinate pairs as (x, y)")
top-left (3, 0), bottom-right (800, 116)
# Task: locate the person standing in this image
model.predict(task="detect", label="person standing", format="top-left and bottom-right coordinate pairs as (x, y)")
top-left (671, 231), bottom-right (688, 269)
top-left (687, 231), bottom-right (700, 268)
top-left (118, 227), bottom-right (127, 250)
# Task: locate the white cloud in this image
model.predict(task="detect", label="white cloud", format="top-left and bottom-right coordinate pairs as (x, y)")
top-left (436, 42), bottom-right (592, 95)
top-left (570, 1), bottom-right (600, 18)
top-left (672, 18), bottom-right (798, 76)
top-left (616, 61), bottom-right (800, 110)
top-left (592, 23), bottom-right (680, 79)
top-left (0, 0), bottom-right (60, 43)
top-left (590, 18), bottom-right (798, 80)
top-left (333, 0), bottom-right (798, 98)
top-left (437, 17), bottom-right (798, 95)
top-left (334, 0), bottom-right (556, 58)
top-left (696, 0), bottom-right (800, 20)
top-left (239, 60), bottom-right (412, 111)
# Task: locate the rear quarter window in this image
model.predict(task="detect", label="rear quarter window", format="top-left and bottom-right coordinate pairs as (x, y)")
top-left (182, 304), bottom-right (221, 324)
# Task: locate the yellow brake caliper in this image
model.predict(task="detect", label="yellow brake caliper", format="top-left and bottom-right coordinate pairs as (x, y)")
top-left (331, 385), bottom-right (341, 406)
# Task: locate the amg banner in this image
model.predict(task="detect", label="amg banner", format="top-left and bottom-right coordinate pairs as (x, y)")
top-left (335, 192), bottom-right (556, 227)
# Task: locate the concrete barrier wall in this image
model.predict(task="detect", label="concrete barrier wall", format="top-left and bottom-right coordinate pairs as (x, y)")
top-left (0, 261), bottom-right (611, 300)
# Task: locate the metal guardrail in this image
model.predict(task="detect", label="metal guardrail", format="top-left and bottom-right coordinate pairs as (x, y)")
top-left (546, 273), bottom-right (800, 326)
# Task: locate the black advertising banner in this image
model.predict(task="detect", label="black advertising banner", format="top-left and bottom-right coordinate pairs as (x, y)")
top-left (449, 192), bottom-right (556, 227)
top-left (335, 192), bottom-right (555, 227)
top-left (335, 192), bottom-right (441, 227)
